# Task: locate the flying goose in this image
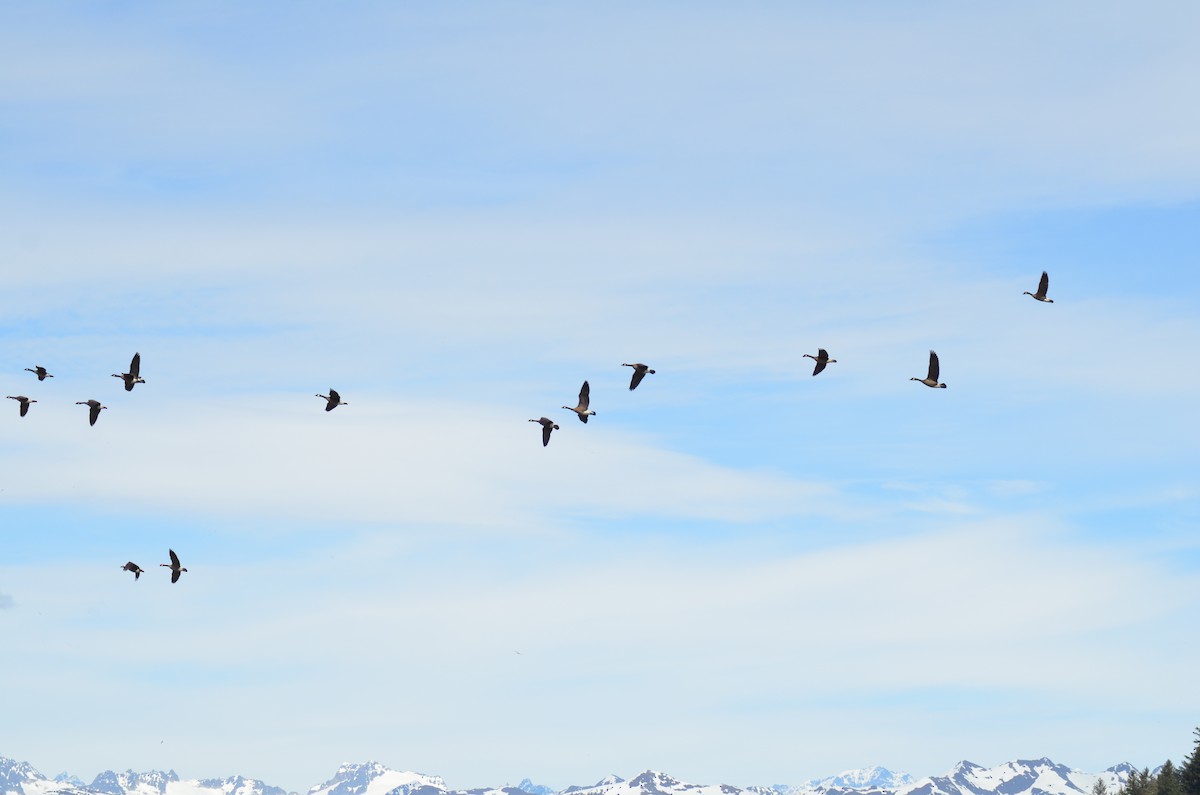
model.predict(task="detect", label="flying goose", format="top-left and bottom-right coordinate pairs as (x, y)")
top-left (802, 349), bottom-right (837, 376)
top-left (316, 389), bottom-right (347, 411)
top-left (528, 417), bottom-right (560, 447)
top-left (160, 549), bottom-right (187, 583)
top-left (24, 365), bottom-right (53, 381)
top-left (76, 399), bottom-right (108, 425)
top-left (562, 380), bottom-right (595, 423)
top-left (1024, 271), bottom-right (1054, 303)
top-left (6, 395), bottom-right (36, 416)
top-left (622, 363), bottom-right (656, 391)
top-left (911, 350), bottom-right (947, 388)
top-left (122, 562), bottom-right (145, 581)
top-left (112, 352), bottom-right (145, 391)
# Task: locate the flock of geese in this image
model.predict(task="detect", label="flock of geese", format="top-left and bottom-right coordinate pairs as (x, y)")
top-left (121, 550), bottom-right (188, 584)
top-left (6, 352), bottom-right (144, 425)
top-left (7, 272), bottom-right (1056, 581)
top-left (524, 271), bottom-right (1054, 444)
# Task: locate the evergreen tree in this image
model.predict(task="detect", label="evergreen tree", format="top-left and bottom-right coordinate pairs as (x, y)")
top-left (1158, 761), bottom-right (1183, 795)
top-left (1094, 778), bottom-right (1110, 795)
top-left (1120, 768), bottom-right (1157, 795)
top-left (1182, 727), bottom-right (1200, 795)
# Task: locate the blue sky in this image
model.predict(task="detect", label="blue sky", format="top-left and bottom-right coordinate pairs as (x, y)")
top-left (2, 2), bottom-right (1199, 791)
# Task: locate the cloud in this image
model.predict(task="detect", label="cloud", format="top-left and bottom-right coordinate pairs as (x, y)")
top-left (0, 394), bottom-right (845, 532)
top-left (1, 512), bottom-right (1194, 789)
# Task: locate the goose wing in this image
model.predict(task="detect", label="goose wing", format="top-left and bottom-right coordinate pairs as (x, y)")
top-left (812, 359), bottom-right (827, 376)
top-left (89, 403), bottom-right (101, 425)
top-left (927, 350), bottom-right (940, 382)
top-left (541, 422), bottom-right (553, 446)
top-left (577, 381), bottom-right (590, 411)
top-left (168, 549), bottom-right (181, 569)
top-left (326, 389), bottom-right (340, 411)
top-left (129, 352), bottom-right (141, 378)
top-left (1038, 271), bottom-right (1050, 297)
top-left (172, 568), bottom-right (181, 584)
top-left (629, 368), bottom-right (646, 390)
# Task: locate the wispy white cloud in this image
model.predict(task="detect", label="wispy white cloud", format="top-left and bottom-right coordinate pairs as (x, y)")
top-left (0, 395), bottom-right (844, 530)
top-left (1, 513), bottom-right (1193, 787)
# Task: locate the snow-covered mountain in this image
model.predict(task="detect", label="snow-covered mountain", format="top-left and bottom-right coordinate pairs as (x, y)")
top-left (0, 754), bottom-right (1140, 795)
top-left (896, 759), bottom-right (1132, 795)
top-left (559, 771), bottom-right (740, 795)
top-left (808, 769), bottom-right (914, 792)
top-left (307, 762), bottom-right (445, 795)
top-left (0, 759), bottom-right (290, 795)
top-left (90, 770), bottom-right (179, 795)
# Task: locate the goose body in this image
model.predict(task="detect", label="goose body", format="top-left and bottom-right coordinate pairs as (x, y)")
top-left (24, 365), bottom-right (53, 381)
top-left (122, 561), bottom-right (145, 581)
top-left (563, 380), bottom-right (595, 423)
top-left (911, 350), bottom-right (947, 388)
top-left (529, 416), bottom-right (560, 447)
top-left (112, 352), bottom-right (145, 391)
top-left (6, 395), bottom-right (36, 417)
top-left (622, 362), bottom-right (656, 391)
top-left (76, 399), bottom-right (108, 425)
top-left (802, 348), bottom-right (837, 376)
top-left (316, 389), bottom-right (347, 411)
top-left (160, 549), bottom-right (187, 583)
top-left (1024, 271), bottom-right (1054, 303)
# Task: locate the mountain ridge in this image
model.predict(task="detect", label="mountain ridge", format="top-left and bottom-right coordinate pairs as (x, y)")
top-left (0, 755), bottom-right (1137, 795)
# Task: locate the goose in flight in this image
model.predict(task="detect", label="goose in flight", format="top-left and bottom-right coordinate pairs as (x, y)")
top-left (802, 349), bottom-right (837, 376)
top-left (528, 417), bottom-right (560, 447)
top-left (112, 352), bottom-right (145, 391)
top-left (316, 389), bottom-right (347, 411)
top-left (563, 381), bottom-right (596, 423)
top-left (6, 395), bottom-right (36, 416)
top-left (76, 399), bottom-right (108, 425)
top-left (622, 363), bottom-right (656, 391)
top-left (122, 562), bottom-right (145, 581)
top-left (1024, 271), bottom-right (1054, 303)
top-left (911, 350), bottom-right (947, 388)
top-left (24, 365), bottom-right (53, 381)
top-left (161, 549), bottom-right (188, 583)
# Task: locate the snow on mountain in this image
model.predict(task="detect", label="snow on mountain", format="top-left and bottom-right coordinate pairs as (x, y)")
top-left (90, 771), bottom-right (180, 795)
top-left (306, 762), bottom-right (446, 795)
top-left (810, 769), bottom-right (915, 792)
top-left (562, 777), bottom-right (627, 795)
top-left (782, 767), bottom-right (916, 795)
top-left (0, 759), bottom-right (292, 795)
top-left (0, 754), bottom-right (1143, 795)
top-left (194, 777), bottom-right (292, 795)
top-left (0, 758), bottom-right (53, 795)
top-left (560, 770), bottom-right (740, 795)
top-left (896, 758), bottom-right (1133, 795)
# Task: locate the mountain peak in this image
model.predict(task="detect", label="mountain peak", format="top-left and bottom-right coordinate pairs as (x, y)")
top-left (515, 779), bottom-right (554, 795)
top-left (56, 773), bottom-right (88, 788)
top-left (629, 771), bottom-right (681, 788)
top-left (90, 769), bottom-right (180, 795)
top-left (806, 767), bottom-right (915, 791)
top-left (308, 761), bottom-right (445, 795)
top-left (0, 757), bottom-right (47, 791)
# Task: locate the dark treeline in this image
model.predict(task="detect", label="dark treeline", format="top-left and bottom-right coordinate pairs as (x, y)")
top-left (1095, 728), bottom-right (1200, 795)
